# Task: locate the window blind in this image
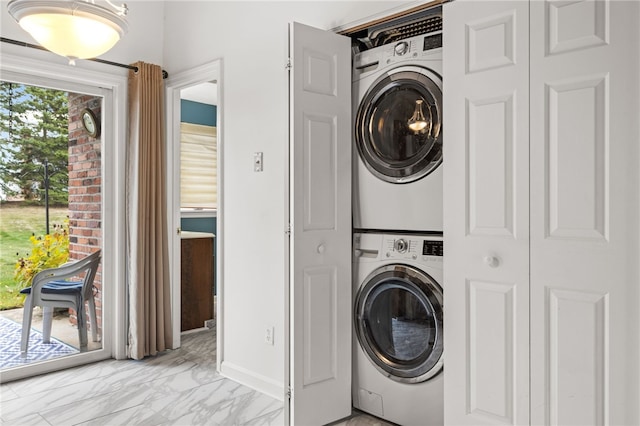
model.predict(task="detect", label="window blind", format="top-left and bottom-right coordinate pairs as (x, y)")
top-left (180, 122), bottom-right (217, 209)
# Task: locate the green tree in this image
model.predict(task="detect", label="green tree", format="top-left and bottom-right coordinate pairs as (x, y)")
top-left (0, 82), bottom-right (69, 205)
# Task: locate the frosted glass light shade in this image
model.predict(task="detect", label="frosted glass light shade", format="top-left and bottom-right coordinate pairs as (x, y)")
top-left (408, 99), bottom-right (428, 132)
top-left (8, 0), bottom-right (128, 63)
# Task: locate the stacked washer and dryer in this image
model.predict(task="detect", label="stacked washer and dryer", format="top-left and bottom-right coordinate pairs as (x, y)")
top-left (351, 10), bottom-right (444, 426)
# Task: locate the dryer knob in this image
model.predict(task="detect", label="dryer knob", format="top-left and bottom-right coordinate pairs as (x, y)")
top-left (394, 41), bottom-right (409, 56)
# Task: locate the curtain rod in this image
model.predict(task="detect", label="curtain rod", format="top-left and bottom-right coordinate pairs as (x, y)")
top-left (1, 37), bottom-right (169, 79)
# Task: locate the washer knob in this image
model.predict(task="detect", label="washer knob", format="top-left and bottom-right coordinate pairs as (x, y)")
top-left (394, 41), bottom-right (409, 56)
top-left (395, 238), bottom-right (408, 253)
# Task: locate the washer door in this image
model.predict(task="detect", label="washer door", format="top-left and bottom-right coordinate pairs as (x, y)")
top-left (355, 264), bottom-right (443, 383)
top-left (355, 65), bottom-right (442, 184)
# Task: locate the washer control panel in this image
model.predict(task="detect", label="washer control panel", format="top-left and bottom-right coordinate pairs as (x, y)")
top-left (353, 233), bottom-right (443, 268)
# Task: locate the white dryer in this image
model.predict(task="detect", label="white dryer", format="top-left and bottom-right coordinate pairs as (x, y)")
top-left (353, 232), bottom-right (443, 426)
top-left (353, 31), bottom-right (443, 233)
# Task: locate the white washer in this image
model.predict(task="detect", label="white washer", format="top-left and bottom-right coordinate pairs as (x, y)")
top-left (353, 232), bottom-right (443, 426)
top-left (353, 32), bottom-right (443, 233)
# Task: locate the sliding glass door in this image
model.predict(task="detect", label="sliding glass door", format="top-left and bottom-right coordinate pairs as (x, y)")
top-left (0, 59), bottom-right (126, 382)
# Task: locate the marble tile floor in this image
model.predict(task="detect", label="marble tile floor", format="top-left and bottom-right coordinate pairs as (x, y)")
top-left (0, 327), bottom-right (391, 426)
top-left (0, 327), bottom-right (283, 425)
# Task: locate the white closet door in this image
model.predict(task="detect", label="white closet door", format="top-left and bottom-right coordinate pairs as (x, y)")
top-left (530, 1), bottom-right (640, 424)
top-left (288, 22), bottom-right (352, 426)
top-left (443, 2), bottom-right (530, 425)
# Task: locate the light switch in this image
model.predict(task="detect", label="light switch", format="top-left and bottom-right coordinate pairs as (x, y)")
top-left (254, 152), bottom-right (263, 172)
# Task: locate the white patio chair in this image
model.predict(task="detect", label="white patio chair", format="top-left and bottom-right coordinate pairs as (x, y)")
top-left (19, 250), bottom-right (102, 357)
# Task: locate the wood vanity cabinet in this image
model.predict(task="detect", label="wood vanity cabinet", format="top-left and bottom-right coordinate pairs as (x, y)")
top-left (181, 232), bottom-right (214, 331)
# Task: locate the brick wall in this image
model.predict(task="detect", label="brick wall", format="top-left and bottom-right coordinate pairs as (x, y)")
top-left (67, 93), bottom-right (102, 334)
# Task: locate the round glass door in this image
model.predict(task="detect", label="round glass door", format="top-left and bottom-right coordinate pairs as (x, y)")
top-left (355, 66), bottom-right (442, 183)
top-left (354, 264), bottom-right (444, 383)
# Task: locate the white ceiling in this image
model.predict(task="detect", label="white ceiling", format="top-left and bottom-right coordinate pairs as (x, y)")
top-left (180, 81), bottom-right (217, 105)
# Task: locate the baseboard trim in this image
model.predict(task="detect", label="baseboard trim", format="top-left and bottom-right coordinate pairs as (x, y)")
top-left (220, 360), bottom-right (284, 401)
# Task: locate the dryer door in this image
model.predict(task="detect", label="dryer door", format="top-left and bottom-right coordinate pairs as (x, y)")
top-left (355, 65), bottom-right (442, 184)
top-left (355, 264), bottom-right (443, 383)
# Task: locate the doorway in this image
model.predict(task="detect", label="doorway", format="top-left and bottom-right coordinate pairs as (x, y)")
top-left (165, 61), bottom-right (222, 368)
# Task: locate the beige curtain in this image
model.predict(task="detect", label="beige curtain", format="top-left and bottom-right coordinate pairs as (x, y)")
top-left (126, 62), bottom-right (173, 359)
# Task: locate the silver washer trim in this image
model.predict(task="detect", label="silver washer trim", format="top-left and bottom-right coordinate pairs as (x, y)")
top-left (355, 263), bottom-right (444, 384)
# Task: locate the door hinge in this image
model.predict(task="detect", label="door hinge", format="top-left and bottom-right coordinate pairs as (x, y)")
top-left (285, 223), bottom-right (291, 236)
top-left (286, 386), bottom-right (292, 400)
top-left (285, 58), bottom-right (292, 71)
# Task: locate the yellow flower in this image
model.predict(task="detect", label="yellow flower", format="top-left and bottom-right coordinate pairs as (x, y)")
top-left (14, 221), bottom-right (70, 289)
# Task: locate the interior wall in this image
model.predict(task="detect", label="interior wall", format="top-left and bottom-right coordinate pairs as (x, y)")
top-left (162, 0), bottom-right (417, 396)
top-left (181, 100), bottom-right (217, 126)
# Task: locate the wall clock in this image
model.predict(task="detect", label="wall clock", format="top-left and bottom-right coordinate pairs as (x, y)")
top-left (81, 108), bottom-right (100, 138)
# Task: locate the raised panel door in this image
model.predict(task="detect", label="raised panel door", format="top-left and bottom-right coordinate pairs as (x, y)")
top-left (443, 2), bottom-right (530, 425)
top-left (530, 1), bottom-right (640, 424)
top-left (288, 22), bottom-right (352, 426)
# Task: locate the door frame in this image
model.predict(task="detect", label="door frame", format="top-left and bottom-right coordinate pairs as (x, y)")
top-left (0, 53), bottom-right (128, 382)
top-left (165, 60), bottom-right (222, 357)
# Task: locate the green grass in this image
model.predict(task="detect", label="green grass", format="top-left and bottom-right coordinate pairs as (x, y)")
top-left (0, 205), bottom-right (68, 310)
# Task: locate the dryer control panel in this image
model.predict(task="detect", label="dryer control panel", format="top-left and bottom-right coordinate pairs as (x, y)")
top-left (353, 33), bottom-right (443, 80)
top-left (422, 240), bottom-right (443, 257)
top-left (382, 235), bottom-right (443, 260)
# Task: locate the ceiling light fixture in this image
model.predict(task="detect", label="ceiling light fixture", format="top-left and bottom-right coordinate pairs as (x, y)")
top-left (8, 0), bottom-right (128, 65)
top-left (408, 99), bottom-right (429, 132)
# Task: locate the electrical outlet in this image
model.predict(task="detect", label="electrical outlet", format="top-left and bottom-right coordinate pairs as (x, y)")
top-left (265, 326), bottom-right (275, 345)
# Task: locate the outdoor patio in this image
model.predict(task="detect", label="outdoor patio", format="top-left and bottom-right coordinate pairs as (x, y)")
top-left (0, 307), bottom-right (101, 370)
